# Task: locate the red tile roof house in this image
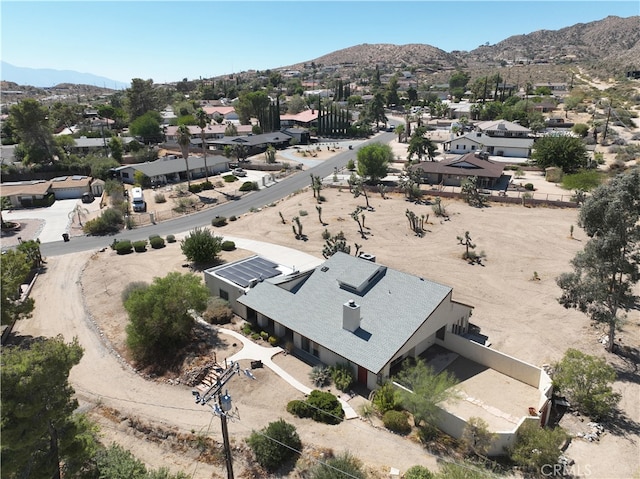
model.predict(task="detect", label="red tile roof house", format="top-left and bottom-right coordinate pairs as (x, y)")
top-left (204, 252), bottom-right (553, 455)
top-left (411, 152), bottom-right (506, 189)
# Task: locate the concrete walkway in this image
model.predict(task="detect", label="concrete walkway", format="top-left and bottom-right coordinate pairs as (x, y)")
top-left (219, 327), bottom-right (358, 420)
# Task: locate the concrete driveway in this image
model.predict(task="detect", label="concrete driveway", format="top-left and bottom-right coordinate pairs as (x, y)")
top-left (3, 199), bottom-right (80, 243)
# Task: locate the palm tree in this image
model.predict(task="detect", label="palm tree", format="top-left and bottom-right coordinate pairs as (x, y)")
top-left (195, 109), bottom-right (209, 183)
top-left (176, 124), bottom-right (192, 188)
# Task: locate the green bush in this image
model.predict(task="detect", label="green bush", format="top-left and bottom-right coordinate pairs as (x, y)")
top-left (211, 216), bottom-right (227, 227)
top-left (83, 208), bottom-right (124, 235)
top-left (154, 192), bottom-right (166, 203)
top-left (180, 227), bottom-right (223, 264)
top-left (260, 331), bottom-right (269, 340)
top-left (188, 183), bottom-right (203, 193)
top-left (561, 169), bottom-right (604, 191)
top-left (133, 240), bottom-right (147, 252)
top-left (287, 400), bottom-right (312, 418)
top-left (32, 192), bottom-right (56, 208)
top-left (229, 215), bottom-right (237, 221)
top-left (299, 209), bottom-right (308, 216)
top-left (403, 465), bottom-right (434, 479)
top-left (417, 423), bottom-right (439, 443)
top-left (268, 336), bottom-right (278, 346)
top-left (251, 332), bottom-right (261, 341)
top-left (382, 410), bottom-right (411, 435)
top-left (509, 422), bottom-right (568, 474)
top-left (114, 240), bottom-right (133, 255)
top-left (149, 236), bottom-right (165, 249)
top-left (221, 240), bottom-right (236, 251)
top-left (524, 183), bottom-right (535, 191)
top-left (202, 296), bottom-right (233, 324)
top-left (247, 419), bottom-right (301, 472)
top-left (242, 323), bottom-right (253, 335)
top-left (200, 181), bottom-right (214, 190)
top-left (330, 363), bottom-right (354, 392)
top-left (121, 281), bottom-right (148, 303)
top-left (306, 390), bottom-right (344, 425)
top-left (239, 181), bottom-right (258, 192)
top-left (223, 174), bottom-right (237, 183)
top-left (166, 234), bottom-right (176, 243)
top-left (372, 381), bottom-right (399, 414)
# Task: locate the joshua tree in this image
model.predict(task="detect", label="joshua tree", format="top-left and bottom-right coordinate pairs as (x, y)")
top-left (322, 232), bottom-right (350, 258)
top-left (457, 231), bottom-right (484, 264)
top-left (310, 174), bottom-right (323, 202)
top-left (432, 197), bottom-right (447, 217)
top-left (279, 211), bottom-right (286, 224)
top-left (292, 216), bottom-right (303, 240)
top-left (350, 209), bottom-right (366, 239)
top-left (378, 184), bottom-right (387, 199)
top-left (461, 176), bottom-right (486, 208)
top-left (315, 205), bottom-right (325, 225)
top-left (406, 209), bottom-right (426, 237)
top-left (352, 177), bottom-right (371, 210)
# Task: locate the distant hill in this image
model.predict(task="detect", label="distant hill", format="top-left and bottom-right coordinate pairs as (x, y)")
top-left (0, 62), bottom-right (129, 89)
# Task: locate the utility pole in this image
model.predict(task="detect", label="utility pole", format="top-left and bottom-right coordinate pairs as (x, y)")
top-left (192, 360), bottom-right (242, 479)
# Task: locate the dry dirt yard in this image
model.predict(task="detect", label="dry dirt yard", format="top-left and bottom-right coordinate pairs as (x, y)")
top-left (20, 179), bottom-right (636, 478)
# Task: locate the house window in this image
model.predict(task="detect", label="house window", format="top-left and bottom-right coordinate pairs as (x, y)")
top-left (301, 336), bottom-right (310, 353)
top-left (462, 145), bottom-right (466, 150)
top-left (219, 289), bottom-right (229, 300)
top-left (471, 145), bottom-right (475, 150)
top-left (122, 172), bottom-right (130, 178)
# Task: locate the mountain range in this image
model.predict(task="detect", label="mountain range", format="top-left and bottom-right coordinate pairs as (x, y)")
top-left (1, 15), bottom-right (638, 89)
top-left (1, 61), bottom-right (129, 89)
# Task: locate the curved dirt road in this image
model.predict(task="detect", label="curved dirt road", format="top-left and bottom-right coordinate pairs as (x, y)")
top-left (13, 252), bottom-right (442, 477)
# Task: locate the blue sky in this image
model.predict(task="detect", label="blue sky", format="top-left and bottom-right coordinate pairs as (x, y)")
top-left (2, 1), bottom-right (638, 85)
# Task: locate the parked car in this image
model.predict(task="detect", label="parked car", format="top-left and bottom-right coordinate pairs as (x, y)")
top-left (232, 168), bottom-right (247, 177)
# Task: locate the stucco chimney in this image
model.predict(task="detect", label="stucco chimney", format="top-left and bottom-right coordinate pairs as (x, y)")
top-left (343, 299), bottom-right (360, 332)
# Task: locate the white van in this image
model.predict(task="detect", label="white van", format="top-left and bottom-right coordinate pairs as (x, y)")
top-left (131, 187), bottom-right (146, 212)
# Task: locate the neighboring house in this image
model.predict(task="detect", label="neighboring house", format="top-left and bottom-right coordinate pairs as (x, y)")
top-left (209, 131), bottom-right (294, 156)
top-left (280, 128), bottom-right (310, 145)
top-left (411, 152), bottom-right (505, 188)
top-left (164, 124), bottom-right (253, 144)
top-left (280, 110), bottom-right (319, 129)
top-left (48, 175), bottom-right (92, 199)
top-left (202, 106), bottom-right (239, 122)
top-left (446, 102), bottom-right (475, 119)
top-left (70, 136), bottom-right (136, 155)
top-left (533, 82), bottom-right (568, 92)
top-left (444, 131), bottom-right (533, 158)
top-left (204, 252), bottom-right (553, 454)
top-left (1, 180), bottom-right (52, 208)
top-left (160, 107), bottom-right (177, 125)
top-left (113, 154), bottom-right (229, 185)
top-left (476, 120), bottom-right (531, 138)
top-left (1, 175), bottom-right (93, 207)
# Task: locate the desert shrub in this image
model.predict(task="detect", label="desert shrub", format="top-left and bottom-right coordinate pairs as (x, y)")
top-left (287, 400), bottom-right (312, 418)
top-left (321, 228), bottom-right (331, 240)
top-left (310, 452), bottom-right (366, 479)
top-left (247, 419), bottom-right (301, 472)
top-left (309, 365), bottom-right (332, 388)
top-left (239, 181), bottom-right (258, 192)
top-left (524, 183), bottom-right (534, 191)
top-left (229, 215), bottom-right (237, 221)
top-left (372, 381), bottom-right (399, 414)
top-left (188, 183), bottom-right (203, 193)
top-left (121, 281), bottom-right (148, 303)
top-left (149, 236), bottom-right (165, 249)
top-left (417, 423), bottom-right (439, 443)
top-left (133, 240), bottom-right (147, 252)
top-left (200, 181), bottom-right (214, 190)
top-left (181, 227), bottom-right (223, 265)
top-left (173, 196), bottom-right (197, 213)
top-left (330, 363), bottom-right (354, 392)
top-left (306, 390), bottom-right (344, 425)
top-left (561, 169), bottom-right (604, 191)
top-left (154, 192), bottom-right (166, 203)
top-left (202, 296), bottom-right (233, 324)
top-left (223, 174), bottom-right (237, 183)
top-left (553, 348), bottom-right (621, 420)
top-left (251, 332), bottom-right (261, 341)
top-left (268, 336), bottom-right (278, 346)
top-left (508, 422), bottom-right (568, 474)
top-left (403, 465), bottom-right (434, 479)
top-left (242, 322), bottom-right (253, 335)
top-left (211, 216), bottom-right (227, 227)
top-left (166, 234), bottom-right (176, 243)
top-left (260, 331), bottom-right (269, 340)
top-left (318, 195), bottom-right (326, 202)
top-left (299, 209), bottom-right (308, 216)
top-left (346, 159), bottom-right (356, 170)
top-left (83, 208), bottom-right (123, 235)
top-left (114, 240), bottom-right (133, 255)
top-left (221, 240), bottom-right (236, 251)
top-left (383, 410), bottom-right (411, 435)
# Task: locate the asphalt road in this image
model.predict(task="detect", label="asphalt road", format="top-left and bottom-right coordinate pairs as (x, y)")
top-left (40, 131), bottom-right (395, 257)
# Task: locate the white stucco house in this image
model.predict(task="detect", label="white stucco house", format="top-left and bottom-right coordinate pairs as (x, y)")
top-left (203, 252), bottom-right (553, 455)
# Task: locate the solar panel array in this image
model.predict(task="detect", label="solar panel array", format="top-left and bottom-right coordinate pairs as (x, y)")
top-left (216, 257), bottom-right (281, 287)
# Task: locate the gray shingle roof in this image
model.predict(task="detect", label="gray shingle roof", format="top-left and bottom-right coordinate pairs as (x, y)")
top-left (238, 252), bottom-right (453, 373)
top-left (118, 155), bottom-right (229, 177)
